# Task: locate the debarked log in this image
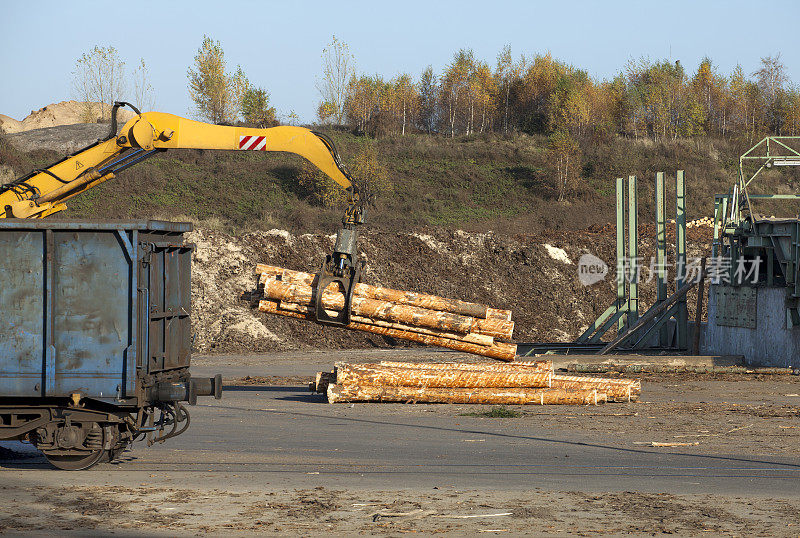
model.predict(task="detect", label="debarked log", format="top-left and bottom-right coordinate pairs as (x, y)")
top-left (377, 360), bottom-right (552, 371)
top-left (334, 363), bottom-right (552, 389)
top-left (255, 264), bottom-right (512, 321)
top-left (551, 374), bottom-right (641, 402)
top-left (261, 277), bottom-right (513, 339)
top-left (277, 302), bottom-right (495, 346)
top-left (327, 384), bottom-right (605, 405)
top-left (259, 300), bottom-right (517, 361)
top-left (257, 264), bottom-right (315, 286)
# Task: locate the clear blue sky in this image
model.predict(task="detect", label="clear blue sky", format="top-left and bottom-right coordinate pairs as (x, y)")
top-left (1, 0), bottom-right (798, 123)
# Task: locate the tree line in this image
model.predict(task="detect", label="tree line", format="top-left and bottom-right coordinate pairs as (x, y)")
top-left (72, 38), bottom-right (798, 144)
top-left (315, 42), bottom-right (798, 145)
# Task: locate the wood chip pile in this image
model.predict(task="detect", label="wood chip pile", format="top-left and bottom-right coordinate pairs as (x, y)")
top-left (255, 264), bottom-right (517, 360)
top-left (313, 360), bottom-right (641, 405)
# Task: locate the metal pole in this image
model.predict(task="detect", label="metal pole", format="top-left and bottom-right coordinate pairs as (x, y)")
top-left (692, 257), bottom-right (706, 355)
top-left (656, 172), bottom-right (668, 346)
top-left (676, 170), bottom-right (688, 350)
top-left (712, 195), bottom-right (721, 259)
top-left (616, 177), bottom-right (626, 331)
top-left (628, 175), bottom-right (639, 327)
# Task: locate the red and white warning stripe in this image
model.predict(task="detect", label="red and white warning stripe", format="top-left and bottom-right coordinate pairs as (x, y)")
top-left (239, 135), bottom-right (267, 150)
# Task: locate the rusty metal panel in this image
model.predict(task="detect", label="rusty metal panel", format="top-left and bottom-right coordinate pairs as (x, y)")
top-left (51, 231), bottom-right (130, 398)
top-left (145, 241), bottom-right (192, 374)
top-left (0, 220), bottom-right (191, 402)
top-left (714, 285), bottom-right (757, 328)
top-left (0, 231), bottom-right (44, 397)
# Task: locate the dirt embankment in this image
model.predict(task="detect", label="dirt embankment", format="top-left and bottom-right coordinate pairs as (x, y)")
top-left (189, 225), bottom-right (713, 353)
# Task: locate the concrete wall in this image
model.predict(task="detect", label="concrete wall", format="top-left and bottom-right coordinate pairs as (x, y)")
top-left (703, 285), bottom-right (800, 368)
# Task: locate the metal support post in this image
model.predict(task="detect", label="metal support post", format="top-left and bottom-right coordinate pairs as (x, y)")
top-left (712, 195), bottom-right (721, 259)
top-left (676, 170), bottom-right (688, 349)
top-left (656, 172), bottom-right (668, 346)
top-left (627, 175), bottom-right (639, 327)
top-left (616, 177), bottom-right (626, 331)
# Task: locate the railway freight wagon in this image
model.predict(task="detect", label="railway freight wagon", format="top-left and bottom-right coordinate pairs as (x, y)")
top-left (0, 220), bottom-right (221, 469)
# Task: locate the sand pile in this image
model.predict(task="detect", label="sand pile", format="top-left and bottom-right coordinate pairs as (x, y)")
top-left (0, 114), bottom-right (23, 134)
top-left (0, 101), bottom-right (136, 134)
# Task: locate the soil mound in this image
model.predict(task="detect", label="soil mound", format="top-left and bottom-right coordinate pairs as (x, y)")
top-left (189, 227), bottom-right (619, 353)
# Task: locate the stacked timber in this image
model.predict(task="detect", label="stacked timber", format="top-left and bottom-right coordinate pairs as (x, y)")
top-left (255, 264), bottom-right (516, 361)
top-left (315, 361), bottom-right (640, 406)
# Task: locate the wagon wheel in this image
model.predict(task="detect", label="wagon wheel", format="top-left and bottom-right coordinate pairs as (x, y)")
top-left (44, 449), bottom-right (107, 470)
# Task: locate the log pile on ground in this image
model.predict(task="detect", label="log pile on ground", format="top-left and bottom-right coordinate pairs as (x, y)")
top-left (254, 264), bottom-right (517, 360)
top-left (313, 361), bottom-right (641, 405)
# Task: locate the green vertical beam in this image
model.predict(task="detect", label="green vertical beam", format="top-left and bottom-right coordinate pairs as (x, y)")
top-left (676, 170), bottom-right (688, 350)
top-left (712, 195), bottom-right (721, 259)
top-left (655, 172), bottom-right (668, 346)
top-left (616, 177), bottom-right (626, 331)
top-left (718, 196), bottom-right (729, 278)
top-left (628, 175), bottom-right (639, 327)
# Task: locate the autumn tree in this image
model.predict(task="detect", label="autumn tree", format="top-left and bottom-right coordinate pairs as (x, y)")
top-left (548, 70), bottom-right (590, 136)
top-left (513, 53), bottom-right (563, 134)
top-left (496, 45), bottom-right (515, 132)
top-left (755, 54), bottom-right (788, 133)
top-left (392, 74), bottom-right (417, 135)
top-left (345, 74), bottom-right (383, 134)
top-left (241, 87), bottom-right (276, 127)
top-left (416, 66), bottom-right (438, 133)
top-left (469, 60), bottom-right (496, 133)
top-left (131, 58), bottom-right (155, 112)
top-left (317, 36), bottom-right (356, 125)
top-left (73, 45), bottom-right (126, 122)
top-left (347, 146), bottom-right (392, 202)
top-left (784, 88), bottom-right (800, 136)
top-left (440, 49), bottom-right (474, 136)
top-left (187, 36), bottom-right (248, 124)
top-left (727, 65), bottom-right (751, 135)
top-left (317, 101), bottom-right (335, 123)
top-left (548, 130), bottom-right (580, 202)
top-left (296, 145), bottom-right (389, 207)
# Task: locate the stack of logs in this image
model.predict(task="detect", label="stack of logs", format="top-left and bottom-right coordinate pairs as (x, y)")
top-left (313, 360), bottom-right (641, 405)
top-left (255, 264), bottom-right (516, 361)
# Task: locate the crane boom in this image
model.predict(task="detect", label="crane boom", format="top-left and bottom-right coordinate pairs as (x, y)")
top-left (0, 103), bottom-right (362, 222)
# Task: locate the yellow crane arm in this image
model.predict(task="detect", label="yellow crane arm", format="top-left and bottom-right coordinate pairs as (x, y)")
top-left (1, 107), bottom-right (359, 219)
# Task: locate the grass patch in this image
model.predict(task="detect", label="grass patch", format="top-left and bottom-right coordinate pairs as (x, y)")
top-left (6, 129), bottom-right (789, 233)
top-left (459, 406), bottom-right (522, 418)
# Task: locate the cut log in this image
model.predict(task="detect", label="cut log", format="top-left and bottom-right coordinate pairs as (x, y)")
top-left (551, 374), bottom-right (641, 402)
top-left (278, 302), bottom-right (495, 346)
top-left (262, 277), bottom-right (514, 339)
top-left (486, 308), bottom-right (513, 321)
top-left (257, 264), bottom-right (504, 321)
top-left (327, 384), bottom-right (605, 405)
top-left (351, 285), bottom-right (488, 319)
top-left (257, 264), bottom-right (315, 286)
top-left (334, 363), bottom-right (552, 389)
top-left (377, 360), bottom-right (552, 372)
top-left (259, 300), bottom-right (517, 361)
